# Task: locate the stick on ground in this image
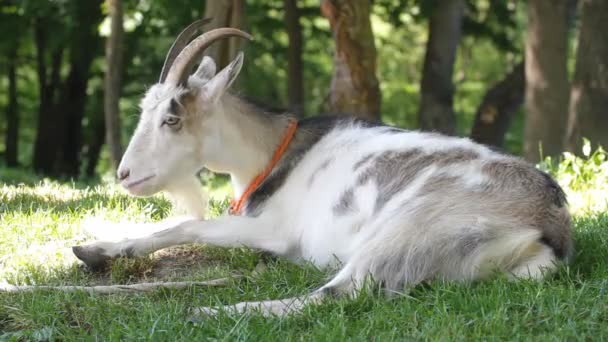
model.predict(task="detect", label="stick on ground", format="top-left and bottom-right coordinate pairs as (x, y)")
top-left (0, 276), bottom-right (242, 294)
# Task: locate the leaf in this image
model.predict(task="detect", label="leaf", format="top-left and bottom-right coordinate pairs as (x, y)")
top-left (582, 138), bottom-right (592, 157)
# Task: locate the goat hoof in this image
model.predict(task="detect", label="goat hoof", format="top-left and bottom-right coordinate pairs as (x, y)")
top-left (72, 245), bottom-right (112, 271)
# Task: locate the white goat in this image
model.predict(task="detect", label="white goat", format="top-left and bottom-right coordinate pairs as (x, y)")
top-left (73, 21), bottom-right (573, 317)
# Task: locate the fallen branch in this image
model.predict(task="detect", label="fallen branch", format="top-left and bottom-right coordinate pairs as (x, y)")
top-left (0, 276), bottom-right (242, 294)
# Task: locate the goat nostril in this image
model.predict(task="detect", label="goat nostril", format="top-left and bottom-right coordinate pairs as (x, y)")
top-left (117, 168), bottom-right (130, 181)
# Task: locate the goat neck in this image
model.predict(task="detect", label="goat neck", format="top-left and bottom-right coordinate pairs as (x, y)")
top-left (203, 94), bottom-right (294, 197)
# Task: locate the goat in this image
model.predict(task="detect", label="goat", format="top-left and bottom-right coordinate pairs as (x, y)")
top-left (73, 20), bottom-right (573, 318)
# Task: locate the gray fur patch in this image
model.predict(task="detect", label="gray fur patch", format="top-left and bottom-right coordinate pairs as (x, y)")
top-left (169, 98), bottom-right (180, 115)
top-left (333, 188), bottom-right (356, 216)
top-left (353, 153), bottom-right (376, 171)
top-left (357, 148), bottom-right (479, 214)
top-left (308, 158), bottom-right (332, 187)
top-left (420, 175), bottom-right (460, 194)
top-left (431, 149), bottom-right (479, 164)
top-left (455, 231), bottom-right (490, 257)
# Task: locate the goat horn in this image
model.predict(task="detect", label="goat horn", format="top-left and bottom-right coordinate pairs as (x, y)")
top-left (159, 18), bottom-right (213, 83)
top-left (164, 28), bottom-right (253, 87)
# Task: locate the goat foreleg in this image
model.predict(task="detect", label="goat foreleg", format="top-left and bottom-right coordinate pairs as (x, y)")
top-left (72, 215), bottom-right (286, 270)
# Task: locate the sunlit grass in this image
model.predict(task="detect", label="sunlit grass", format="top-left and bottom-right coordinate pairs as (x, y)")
top-left (0, 173), bottom-right (238, 287)
top-left (1, 148), bottom-right (608, 339)
top-left (0, 178), bottom-right (170, 286)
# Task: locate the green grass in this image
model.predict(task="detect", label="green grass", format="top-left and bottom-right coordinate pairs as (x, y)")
top-left (1, 146), bottom-right (608, 340)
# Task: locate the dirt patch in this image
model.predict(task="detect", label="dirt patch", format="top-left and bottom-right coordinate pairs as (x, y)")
top-left (76, 245), bottom-right (239, 286)
top-left (149, 245), bottom-right (228, 280)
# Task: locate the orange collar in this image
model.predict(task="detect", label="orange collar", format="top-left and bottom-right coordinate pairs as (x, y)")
top-left (229, 119), bottom-right (298, 215)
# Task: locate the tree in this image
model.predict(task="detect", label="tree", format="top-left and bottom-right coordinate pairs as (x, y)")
top-left (418, 0), bottom-right (465, 135)
top-left (203, 0), bottom-right (245, 69)
top-left (565, 0), bottom-right (608, 152)
top-left (104, 0), bottom-right (124, 171)
top-left (321, 0), bottom-right (381, 121)
top-left (56, 0), bottom-right (104, 176)
top-left (4, 37), bottom-right (19, 167)
top-left (32, 13), bottom-right (65, 175)
top-left (523, 0), bottom-right (571, 161)
top-left (85, 88), bottom-right (106, 177)
top-left (0, 0), bottom-right (28, 168)
top-left (470, 62), bottom-right (525, 147)
top-left (284, 0), bottom-right (304, 116)
top-left (32, 0), bottom-right (104, 176)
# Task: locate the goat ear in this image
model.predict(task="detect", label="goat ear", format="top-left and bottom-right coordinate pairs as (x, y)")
top-left (193, 56), bottom-right (217, 82)
top-left (203, 52), bottom-right (244, 102)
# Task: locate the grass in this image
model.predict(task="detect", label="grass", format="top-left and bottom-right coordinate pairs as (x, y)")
top-left (1, 145), bottom-right (608, 340)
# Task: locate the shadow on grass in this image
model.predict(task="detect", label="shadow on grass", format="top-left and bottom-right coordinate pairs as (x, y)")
top-left (0, 167), bottom-right (104, 188)
top-left (0, 188), bottom-right (172, 219)
top-left (0, 168), bottom-right (49, 187)
top-left (3, 244), bottom-right (264, 290)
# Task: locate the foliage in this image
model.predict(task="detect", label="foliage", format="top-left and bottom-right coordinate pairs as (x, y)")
top-left (0, 0), bottom-right (532, 175)
top-left (540, 140), bottom-right (608, 216)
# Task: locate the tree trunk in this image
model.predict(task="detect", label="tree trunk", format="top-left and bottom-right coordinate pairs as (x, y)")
top-left (523, 0), bottom-right (571, 161)
top-left (565, 0), bottom-right (608, 152)
top-left (104, 0), bottom-right (124, 171)
top-left (4, 44), bottom-right (19, 167)
top-left (203, 0), bottom-right (245, 69)
top-left (284, 0), bottom-right (304, 116)
top-left (470, 62), bottom-right (525, 147)
top-left (321, 0), bottom-right (381, 121)
top-left (85, 108), bottom-right (106, 177)
top-left (33, 19), bottom-right (51, 173)
top-left (417, 0), bottom-right (465, 135)
top-left (33, 19), bottom-right (64, 174)
top-left (56, 0), bottom-right (103, 176)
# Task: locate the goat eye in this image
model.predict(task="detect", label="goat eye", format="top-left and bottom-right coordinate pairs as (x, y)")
top-left (163, 117), bottom-right (180, 126)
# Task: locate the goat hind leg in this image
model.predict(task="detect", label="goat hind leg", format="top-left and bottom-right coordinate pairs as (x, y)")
top-left (190, 261), bottom-right (365, 319)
